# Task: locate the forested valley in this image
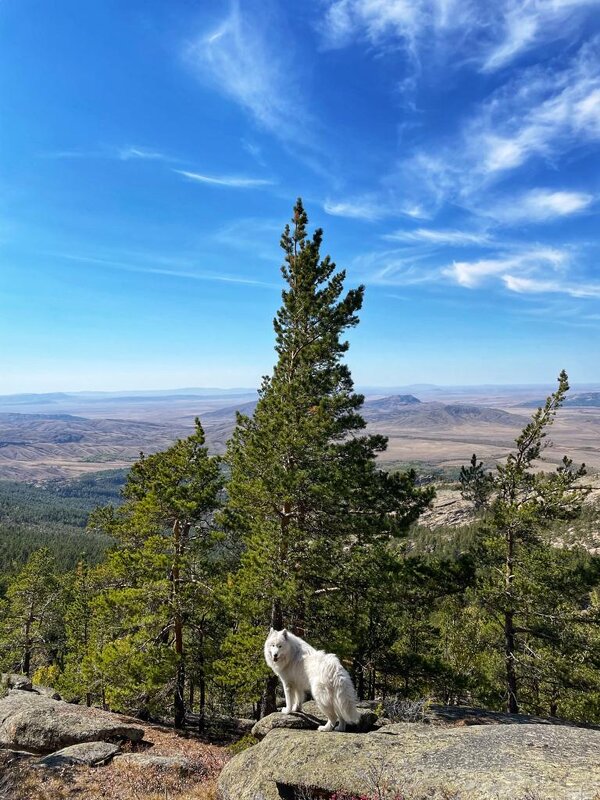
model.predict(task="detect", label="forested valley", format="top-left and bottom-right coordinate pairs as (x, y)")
top-left (1, 202), bottom-right (599, 734)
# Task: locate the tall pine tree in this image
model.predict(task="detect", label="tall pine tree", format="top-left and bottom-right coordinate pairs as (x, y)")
top-left (87, 420), bottom-right (223, 727)
top-left (220, 199), bottom-right (433, 714)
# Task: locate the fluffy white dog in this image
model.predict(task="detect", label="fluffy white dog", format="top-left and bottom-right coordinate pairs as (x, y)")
top-left (264, 628), bottom-right (359, 732)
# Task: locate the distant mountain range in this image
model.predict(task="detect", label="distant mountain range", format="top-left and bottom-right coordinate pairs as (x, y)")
top-left (199, 394), bottom-right (527, 430)
top-left (520, 392), bottom-right (600, 408)
top-left (0, 390), bottom-right (597, 481)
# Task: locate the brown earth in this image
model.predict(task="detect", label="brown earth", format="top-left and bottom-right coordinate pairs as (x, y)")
top-left (0, 391), bottom-right (598, 482)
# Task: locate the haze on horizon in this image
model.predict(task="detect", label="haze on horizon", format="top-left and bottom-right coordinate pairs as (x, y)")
top-left (1, 1), bottom-right (599, 395)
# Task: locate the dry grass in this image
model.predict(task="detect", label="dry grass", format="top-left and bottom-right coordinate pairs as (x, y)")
top-left (0, 724), bottom-right (229, 800)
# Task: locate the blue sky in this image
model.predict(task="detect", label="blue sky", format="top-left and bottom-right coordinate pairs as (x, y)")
top-left (1, 0), bottom-right (599, 393)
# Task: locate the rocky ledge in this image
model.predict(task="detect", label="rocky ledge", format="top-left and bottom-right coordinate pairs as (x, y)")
top-left (0, 689), bottom-right (144, 753)
top-left (220, 718), bottom-right (600, 800)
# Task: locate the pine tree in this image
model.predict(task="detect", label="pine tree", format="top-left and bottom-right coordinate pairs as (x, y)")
top-left (463, 371), bottom-right (589, 713)
top-left (460, 454), bottom-right (494, 511)
top-left (87, 419), bottom-right (223, 727)
top-left (0, 548), bottom-right (62, 676)
top-left (220, 199), bottom-right (433, 714)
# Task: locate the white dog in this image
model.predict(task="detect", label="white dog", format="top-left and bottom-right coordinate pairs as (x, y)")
top-left (264, 628), bottom-right (359, 732)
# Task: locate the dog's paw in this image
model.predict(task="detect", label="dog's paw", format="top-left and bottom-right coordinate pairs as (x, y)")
top-left (281, 707), bottom-right (292, 714)
top-left (317, 723), bottom-right (334, 732)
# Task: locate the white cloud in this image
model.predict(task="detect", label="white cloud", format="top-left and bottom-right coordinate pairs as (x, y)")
top-left (352, 247), bottom-right (439, 285)
top-left (488, 189), bottom-right (594, 223)
top-left (321, 0), bottom-right (474, 52)
top-left (50, 251), bottom-right (278, 289)
top-left (503, 274), bottom-right (600, 298)
top-left (43, 145), bottom-right (174, 162)
top-left (320, 0), bottom-right (600, 72)
top-left (470, 42), bottom-right (600, 178)
top-left (394, 40), bottom-right (600, 212)
top-left (384, 227), bottom-right (490, 245)
top-left (185, 3), bottom-right (311, 147)
top-left (323, 198), bottom-right (384, 220)
top-left (444, 247), bottom-right (567, 288)
top-left (482, 0), bottom-right (600, 72)
top-left (118, 146), bottom-right (169, 161)
top-left (174, 170), bottom-right (273, 188)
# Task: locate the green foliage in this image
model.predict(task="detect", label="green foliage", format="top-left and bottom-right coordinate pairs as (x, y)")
top-left (455, 371), bottom-right (597, 715)
top-left (83, 420), bottom-right (224, 724)
top-left (219, 199), bottom-right (434, 710)
top-left (0, 472), bottom-right (123, 575)
top-left (459, 454), bottom-right (494, 510)
top-left (0, 548), bottom-right (63, 675)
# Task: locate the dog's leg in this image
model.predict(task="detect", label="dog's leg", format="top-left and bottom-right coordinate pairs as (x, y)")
top-left (335, 719), bottom-right (347, 732)
top-left (317, 718), bottom-right (336, 732)
top-left (291, 687), bottom-right (303, 712)
top-left (281, 682), bottom-right (293, 714)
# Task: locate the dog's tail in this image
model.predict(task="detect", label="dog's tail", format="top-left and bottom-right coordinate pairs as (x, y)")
top-left (334, 673), bottom-right (360, 725)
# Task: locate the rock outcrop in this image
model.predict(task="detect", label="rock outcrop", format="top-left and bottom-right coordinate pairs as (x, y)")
top-left (35, 741), bottom-right (121, 768)
top-left (0, 690), bottom-right (144, 753)
top-left (219, 723), bottom-right (600, 799)
top-left (252, 701), bottom-right (379, 740)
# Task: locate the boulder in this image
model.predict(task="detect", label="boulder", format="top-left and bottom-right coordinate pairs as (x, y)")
top-left (252, 701), bottom-right (378, 739)
top-left (219, 723), bottom-right (600, 800)
top-left (0, 690), bottom-right (144, 753)
top-left (1, 674), bottom-right (32, 692)
top-left (301, 700), bottom-right (379, 732)
top-left (35, 741), bottom-right (120, 768)
top-left (33, 685), bottom-right (62, 701)
top-left (252, 711), bottom-right (318, 739)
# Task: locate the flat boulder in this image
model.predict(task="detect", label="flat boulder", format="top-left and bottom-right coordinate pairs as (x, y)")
top-left (0, 690), bottom-right (144, 753)
top-left (33, 685), bottom-right (62, 701)
top-left (219, 723), bottom-right (600, 800)
top-left (35, 741), bottom-right (120, 768)
top-left (253, 701), bottom-right (378, 740)
top-left (252, 711), bottom-right (318, 739)
top-left (301, 700), bottom-right (379, 732)
top-left (1, 674), bottom-right (32, 692)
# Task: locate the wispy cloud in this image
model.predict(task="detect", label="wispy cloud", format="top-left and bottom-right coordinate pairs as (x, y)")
top-left (481, 0), bottom-right (600, 72)
top-left (351, 248), bottom-right (439, 285)
top-left (50, 252), bottom-right (279, 289)
top-left (384, 227), bottom-right (490, 245)
top-left (174, 169), bottom-right (274, 189)
top-left (502, 274), bottom-right (600, 298)
top-left (185, 2), bottom-right (312, 148)
top-left (320, 0), bottom-right (599, 73)
top-left (117, 146), bottom-right (171, 161)
top-left (487, 189), bottom-right (594, 224)
top-left (213, 217), bottom-right (282, 260)
top-left (42, 145), bottom-right (175, 162)
top-left (323, 198), bottom-right (385, 221)
top-left (443, 247), bottom-right (568, 289)
top-left (393, 39), bottom-right (600, 213)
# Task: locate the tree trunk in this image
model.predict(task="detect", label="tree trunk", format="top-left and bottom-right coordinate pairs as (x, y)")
top-left (199, 675), bottom-right (206, 733)
top-left (260, 674), bottom-right (280, 717)
top-left (261, 597), bottom-right (283, 717)
top-left (504, 525), bottom-right (519, 714)
top-left (172, 519), bottom-right (190, 729)
top-left (504, 610), bottom-right (519, 713)
top-left (174, 631), bottom-right (186, 728)
top-left (22, 616), bottom-right (32, 676)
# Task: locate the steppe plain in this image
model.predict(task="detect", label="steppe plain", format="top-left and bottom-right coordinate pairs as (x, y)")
top-left (0, 384), bottom-right (598, 482)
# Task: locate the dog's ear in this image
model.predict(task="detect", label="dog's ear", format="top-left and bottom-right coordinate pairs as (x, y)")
top-left (269, 627), bottom-right (274, 634)
top-left (282, 629), bottom-right (288, 639)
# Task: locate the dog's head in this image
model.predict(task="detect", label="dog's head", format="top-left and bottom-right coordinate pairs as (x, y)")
top-left (264, 628), bottom-right (290, 665)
